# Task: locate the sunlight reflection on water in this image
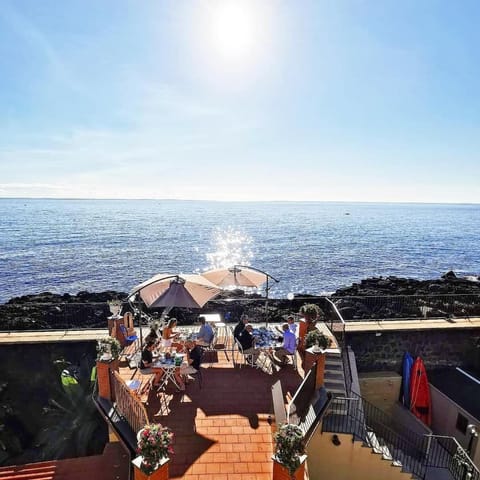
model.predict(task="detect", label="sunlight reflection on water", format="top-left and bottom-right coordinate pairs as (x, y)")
top-left (204, 227), bottom-right (254, 270)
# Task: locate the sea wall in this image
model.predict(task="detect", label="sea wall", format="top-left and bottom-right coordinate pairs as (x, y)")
top-left (347, 328), bottom-right (480, 373)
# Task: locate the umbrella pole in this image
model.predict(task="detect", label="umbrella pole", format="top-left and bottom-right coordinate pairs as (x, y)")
top-left (265, 277), bottom-right (269, 328)
top-left (137, 299), bottom-right (143, 348)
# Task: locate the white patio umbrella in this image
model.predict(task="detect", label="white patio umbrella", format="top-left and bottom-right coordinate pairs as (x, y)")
top-left (202, 265), bottom-right (268, 288)
top-left (128, 273), bottom-right (222, 345)
top-left (202, 265), bottom-right (279, 326)
top-left (129, 273), bottom-right (222, 309)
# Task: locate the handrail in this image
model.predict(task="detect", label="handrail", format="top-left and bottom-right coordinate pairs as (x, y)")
top-left (323, 389), bottom-right (480, 480)
top-left (329, 293), bottom-right (480, 321)
top-left (324, 392), bottom-right (429, 478)
top-left (111, 371), bottom-right (149, 434)
top-left (91, 376), bottom-right (133, 480)
top-left (424, 434), bottom-right (480, 480)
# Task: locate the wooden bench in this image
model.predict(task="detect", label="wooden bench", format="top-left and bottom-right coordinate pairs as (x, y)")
top-left (126, 370), bottom-right (155, 405)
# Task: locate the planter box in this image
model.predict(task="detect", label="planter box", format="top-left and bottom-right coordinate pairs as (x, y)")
top-left (303, 349), bottom-right (326, 388)
top-left (272, 454), bottom-right (307, 480)
top-left (132, 455), bottom-right (170, 480)
top-left (96, 359), bottom-right (119, 400)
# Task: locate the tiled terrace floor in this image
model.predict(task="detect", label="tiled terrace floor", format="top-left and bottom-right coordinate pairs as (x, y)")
top-left (119, 344), bottom-right (306, 480)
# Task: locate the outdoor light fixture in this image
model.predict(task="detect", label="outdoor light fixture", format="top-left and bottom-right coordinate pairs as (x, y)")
top-left (375, 332), bottom-right (382, 337)
top-left (287, 292), bottom-right (294, 300)
top-left (332, 434), bottom-right (341, 446)
top-left (467, 424), bottom-right (478, 455)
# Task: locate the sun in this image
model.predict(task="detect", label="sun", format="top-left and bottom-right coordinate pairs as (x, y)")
top-left (190, 0), bottom-right (275, 80)
top-left (208, 2), bottom-right (256, 61)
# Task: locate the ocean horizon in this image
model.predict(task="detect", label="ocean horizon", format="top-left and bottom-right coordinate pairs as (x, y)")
top-left (1, 198), bottom-right (479, 304)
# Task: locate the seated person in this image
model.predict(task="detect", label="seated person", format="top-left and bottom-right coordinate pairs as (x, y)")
top-left (276, 315), bottom-right (297, 335)
top-left (237, 323), bottom-right (260, 364)
top-left (196, 316), bottom-right (214, 346)
top-left (272, 323), bottom-right (297, 366)
top-left (139, 340), bottom-right (162, 386)
top-left (170, 340), bottom-right (203, 391)
top-left (233, 314), bottom-right (249, 340)
top-left (144, 327), bottom-right (159, 345)
top-left (161, 318), bottom-right (180, 348)
top-left (180, 340), bottom-right (203, 377)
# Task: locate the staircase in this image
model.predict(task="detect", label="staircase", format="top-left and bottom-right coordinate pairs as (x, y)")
top-left (323, 351), bottom-right (346, 397)
top-left (320, 346), bottom-right (465, 480)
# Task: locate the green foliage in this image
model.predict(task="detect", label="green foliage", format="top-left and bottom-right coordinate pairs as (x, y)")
top-left (96, 336), bottom-right (121, 361)
top-left (0, 382), bottom-right (23, 462)
top-left (274, 423), bottom-right (305, 476)
top-left (299, 303), bottom-right (322, 319)
top-left (304, 329), bottom-right (331, 349)
top-left (137, 423), bottom-right (174, 475)
top-left (35, 378), bottom-right (106, 460)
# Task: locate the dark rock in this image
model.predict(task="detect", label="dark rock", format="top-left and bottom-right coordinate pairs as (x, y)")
top-left (442, 270), bottom-right (457, 279)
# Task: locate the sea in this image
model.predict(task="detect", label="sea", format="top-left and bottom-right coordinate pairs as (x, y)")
top-left (1, 198), bottom-right (479, 304)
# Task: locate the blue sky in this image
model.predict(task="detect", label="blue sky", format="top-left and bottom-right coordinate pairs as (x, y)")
top-left (0, 0), bottom-right (479, 202)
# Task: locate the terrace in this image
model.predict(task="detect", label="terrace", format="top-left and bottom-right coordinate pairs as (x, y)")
top-left (96, 323), bottom-right (337, 480)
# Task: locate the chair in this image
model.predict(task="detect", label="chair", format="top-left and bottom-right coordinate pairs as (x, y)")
top-left (203, 331), bottom-right (216, 365)
top-left (186, 346), bottom-right (204, 389)
top-left (212, 323), bottom-right (230, 362)
top-left (119, 324), bottom-right (138, 346)
top-left (234, 338), bottom-right (256, 369)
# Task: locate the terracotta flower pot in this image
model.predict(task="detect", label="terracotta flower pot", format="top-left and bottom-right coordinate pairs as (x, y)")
top-left (272, 454), bottom-right (307, 480)
top-left (132, 455), bottom-right (170, 480)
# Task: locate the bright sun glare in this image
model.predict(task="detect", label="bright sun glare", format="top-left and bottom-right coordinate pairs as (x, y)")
top-left (209, 2), bottom-right (255, 60)
top-left (192, 0), bottom-right (274, 81)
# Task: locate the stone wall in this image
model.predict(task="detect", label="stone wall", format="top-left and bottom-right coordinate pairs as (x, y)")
top-left (347, 328), bottom-right (480, 373)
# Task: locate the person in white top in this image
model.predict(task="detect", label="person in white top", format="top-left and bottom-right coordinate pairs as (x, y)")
top-left (286, 315), bottom-right (297, 335)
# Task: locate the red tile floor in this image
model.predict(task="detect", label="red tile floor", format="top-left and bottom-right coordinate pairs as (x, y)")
top-left (139, 348), bottom-right (305, 480)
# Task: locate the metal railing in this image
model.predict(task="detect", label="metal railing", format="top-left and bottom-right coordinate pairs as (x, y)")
top-left (425, 435), bottom-right (480, 480)
top-left (324, 391), bottom-right (430, 477)
top-left (323, 389), bottom-right (480, 479)
top-left (331, 294), bottom-right (480, 321)
top-left (111, 371), bottom-right (149, 434)
top-left (2, 293), bottom-right (479, 331)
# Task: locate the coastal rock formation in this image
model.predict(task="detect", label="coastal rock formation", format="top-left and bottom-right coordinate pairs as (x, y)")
top-left (1, 273), bottom-right (479, 330)
top-left (332, 273), bottom-right (480, 320)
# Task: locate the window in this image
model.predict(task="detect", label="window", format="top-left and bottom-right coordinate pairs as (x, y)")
top-left (456, 413), bottom-right (468, 434)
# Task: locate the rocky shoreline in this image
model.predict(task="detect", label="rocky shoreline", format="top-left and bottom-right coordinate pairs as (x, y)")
top-left (1, 272), bottom-right (480, 330)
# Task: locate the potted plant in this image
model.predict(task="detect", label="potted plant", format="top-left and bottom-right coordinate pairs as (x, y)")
top-left (96, 336), bottom-right (122, 400)
top-left (299, 303), bottom-right (322, 321)
top-left (108, 299), bottom-right (123, 317)
top-left (304, 330), bottom-right (331, 351)
top-left (96, 336), bottom-right (122, 362)
top-left (272, 423), bottom-right (307, 480)
top-left (133, 423), bottom-right (174, 479)
top-left (298, 304), bottom-right (324, 352)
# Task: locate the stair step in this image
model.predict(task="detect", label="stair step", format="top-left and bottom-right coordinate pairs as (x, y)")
top-left (323, 370), bottom-right (345, 382)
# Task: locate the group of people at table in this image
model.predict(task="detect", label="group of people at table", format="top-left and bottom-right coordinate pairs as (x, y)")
top-left (233, 314), bottom-right (298, 367)
top-left (138, 316), bottom-right (214, 391)
top-left (138, 314), bottom-right (298, 391)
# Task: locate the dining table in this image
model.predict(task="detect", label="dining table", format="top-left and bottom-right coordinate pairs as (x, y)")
top-left (152, 352), bottom-right (185, 391)
top-left (251, 327), bottom-right (283, 371)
